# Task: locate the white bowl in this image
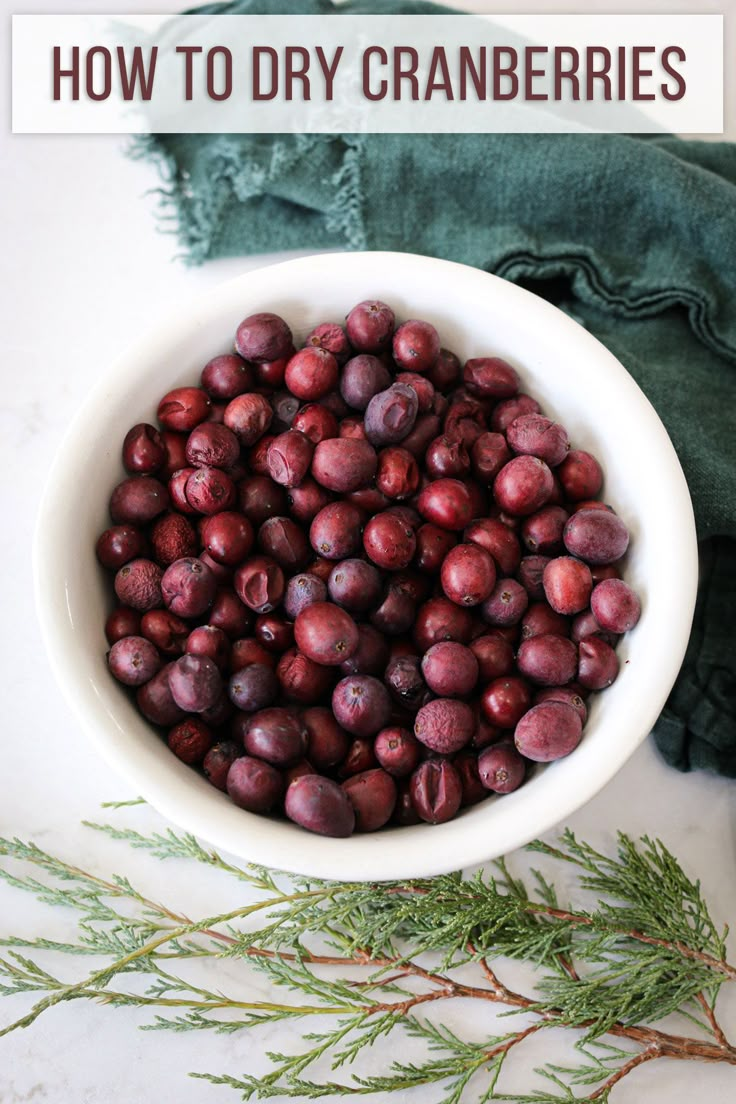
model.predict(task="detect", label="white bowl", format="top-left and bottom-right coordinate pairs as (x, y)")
top-left (34, 251), bottom-right (697, 881)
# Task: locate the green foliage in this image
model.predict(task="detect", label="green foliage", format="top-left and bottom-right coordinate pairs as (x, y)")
top-left (0, 812), bottom-right (734, 1102)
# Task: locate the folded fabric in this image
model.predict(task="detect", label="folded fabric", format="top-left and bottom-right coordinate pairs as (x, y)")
top-left (134, 0), bottom-right (736, 775)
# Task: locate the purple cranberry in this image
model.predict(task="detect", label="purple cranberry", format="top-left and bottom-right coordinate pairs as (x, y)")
top-left (340, 354), bottom-right (392, 410)
top-left (161, 557), bottom-right (216, 618)
top-left (328, 559), bottom-right (382, 613)
top-left (107, 635), bottom-right (161, 686)
top-left (364, 384), bottom-right (419, 446)
top-left (514, 701), bottom-right (583, 762)
top-left (332, 675), bottom-right (391, 737)
top-left (114, 558), bottom-right (163, 612)
top-left (345, 299), bottom-right (395, 353)
top-left (285, 775), bottom-right (355, 837)
top-left (591, 579), bottom-right (641, 633)
top-left (341, 624), bottom-right (390, 677)
top-left (235, 312), bottom-right (292, 363)
top-left (516, 634), bottom-right (578, 687)
top-left (577, 638), bottom-right (620, 690)
top-left (227, 756), bottom-right (284, 813)
top-left (168, 653), bottom-right (222, 712)
top-left (203, 740), bottom-right (241, 790)
top-left (414, 698), bottom-right (474, 754)
top-left (478, 742), bottom-right (526, 793)
top-left (410, 760), bottom-right (462, 824)
top-left (228, 663), bottom-right (278, 712)
top-left (481, 578), bottom-right (529, 626)
top-left (284, 572), bottom-right (328, 619)
top-left (564, 509), bottom-right (630, 565)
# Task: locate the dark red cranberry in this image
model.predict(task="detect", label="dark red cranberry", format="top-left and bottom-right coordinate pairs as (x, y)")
top-left (185, 422), bottom-right (240, 470)
top-left (591, 578), bottom-right (641, 633)
top-left (340, 623), bottom-right (390, 677)
top-left (186, 625), bottom-right (230, 672)
top-left (517, 555), bottom-right (551, 601)
top-left (490, 393), bottom-right (542, 433)
top-left (161, 557), bottom-right (216, 618)
top-left (374, 727), bottom-right (421, 777)
top-left (521, 506), bottom-right (569, 556)
top-left (364, 384), bottom-right (419, 446)
top-left (462, 356), bottom-right (519, 399)
top-left (400, 414), bottom-right (442, 458)
top-left (393, 779), bottom-right (422, 825)
top-left (521, 602), bottom-right (570, 641)
top-left (136, 663), bottom-right (186, 726)
top-left (375, 447), bottom-right (420, 500)
top-left (414, 523), bottom-right (457, 574)
top-left (255, 614), bottom-right (294, 654)
top-left (96, 525), bottom-right (146, 570)
top-left (238, 475), bottom-right (288, 527)
top-left (285, 347), bottom-right (339, 401)
top-left (481, 676), bottom-right (531, 728)
top-left (507, 414), bottom-right (569, 467)
top-left (184, 466), bottom-right (235, 515)
top-left (309, 501), bottom-right (363, 560)
top-left (302, 707), bottom-right (350, 770)
top-left (304, 321), bottom-right (351, 364)
top-left (224, 393), bottom-right (273, 446)
top-left (410, 760), bottom-right (462, 824)
top-left (167, 468), bottom-right (198, 515)
top-left (440, 543), bottom-right (496, 607)
top-left (203, 740), bottom-right (241, 790)
top-left (294, 602), bottom-right (359, 666)
top-left (247, 434), bottom-right (275, 476)
top-left (285, 775), bottom-right (354, 837)
top-left (234, 556), bottom-right (285, 614)
top-left (478, 742), bottom-right (526, 793)
top-left (105, 606), bottom-right (142, 644)
top-left (543, 557), bottom-right (593, 615)
top-left (342, 769), bottom-right (397, 831)
top-left (243, 707), bottom-right (307, 766)
top-left (535, 686), bottom-right (588, 724)
top-left (452, 751), bottom-right (487, 807)
top-left (227, 756), bottom-right (284, 814)
top-left (443, 398), bottom-right (486, 448)
top-left (265, 430), bottom-right (314, 488)
top-left (159, 431), bottom-right (188, 479)
top-left (363, 512), bottom-right (417, 571)
top-left (199, 512), bottom-right (253, 566)
top-left (332, 675), bottom-right (391, 737)
top-left (425, 435), bottom-right (471, 480)
top-left (287, 477), bottom-right (333, 525)
top-left (345, 299), bottom-right (395, 353)
top-left (198, 550), bottom-right (234, 584)
top-left (515, 701), bottom-right (583, 762)
top-left (291, 403), bottom-right (339, 444)
top-left (417, 478), bottom-right (473, 531)
top-left (469, 635), bottom-right (515, 681)
top-left (414, 596), bottom-right (473, 652)
top-left (114, 558), bottom-right (163, 611)
top-left (384, 654), bottom-right (428, 711)
top-left (421, 641), bottom-right (478, 698)
top-left (395, 371), bottom-right (435, 413)
top-left (168, 653), bottom-right (222, 712)
top-left (269, 390), bottom-right (301, 434)
top-left (339, 418), bottom-right (366, 440)
top-left (464, 518), bottom-right (521, 576)
top-left (231, 638), bottom-right (276, 672)
top-left (257, 516), bottom-right (311, 572)
top-left (109, 476), bottom-right (169, 526)
top-left (494, 457), bottom-right (554, 517)
top-left (370, 584), bottom-right (416, 636)
top-left (427, 347), bottom-right (461, 391)
top-left (340, 354), bottom-right (392, 410)
top-left (235, 312), bottom-right (293, 363)
top-left (201, 354), bottom-right (254, 400)
top-left (557, 449), bottom-right (604, 501)
top-left (167, 718), bottom-right (213, 765)
top-left (470, 432), bottom-right (511, 482)
top-left (122, 423), bottom-right (165, 474)
top-left (141, 609), bottom-right (189, 654)
top-left (157, 387), bottom-right (211, 432)
top-left (311, 438), bottom-right (378, 493)
top-left (392, 319), bottom-right (440, 373)
top-left (255, 354), bottom-right (291, 389)
top-left (571, 609), bottom-right (619, 648)
top-left (516, 634), bottom-right (577, 687)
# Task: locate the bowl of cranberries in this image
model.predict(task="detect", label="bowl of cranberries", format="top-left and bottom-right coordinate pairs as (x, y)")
top-left (34, 251), bottom-right (697, 879)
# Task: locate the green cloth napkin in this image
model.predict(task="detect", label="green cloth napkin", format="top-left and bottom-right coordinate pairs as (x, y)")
top-left (136, 0), bottom-right (736, 776)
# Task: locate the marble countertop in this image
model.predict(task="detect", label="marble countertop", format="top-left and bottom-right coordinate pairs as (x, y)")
top-left (2, 2), bottom-right (735, 1100)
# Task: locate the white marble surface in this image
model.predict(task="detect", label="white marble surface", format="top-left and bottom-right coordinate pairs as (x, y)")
top-left (2, 1), bottom-right (736, 1101)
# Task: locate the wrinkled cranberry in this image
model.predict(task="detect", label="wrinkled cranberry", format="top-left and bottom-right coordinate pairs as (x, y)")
top-left (224, 393), bottom-right (273, 446)
top-left (414, 698), bottom-right (474, 754)
top-left (410, 760), bottom-right (462, 824)
top-left (114, 558), bottom-right (163, 612)
top-left (376, 447), bottom-right (420, 500)
top-left (291, 403), bottom-right (339, 444)
top-left (234, 556), bottom-right (285, 614)
top-left (304, 321), bottom-right (351, 364)
top-left (168, 718), bottom-right (213, 765)
top-left (161, 557), bottom-right (216, 618)
top-left (203, 740), bottom-right (241, 790)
